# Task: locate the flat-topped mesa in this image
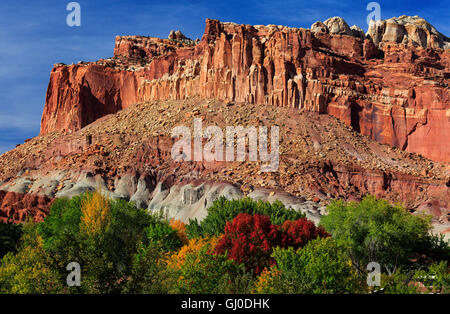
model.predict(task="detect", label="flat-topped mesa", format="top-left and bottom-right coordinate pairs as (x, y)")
top-left (40, 17), bottom-right (450, 162)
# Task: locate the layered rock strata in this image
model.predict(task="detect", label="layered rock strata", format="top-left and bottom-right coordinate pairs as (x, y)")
top-left (40, 17), bottom-right (450, 162)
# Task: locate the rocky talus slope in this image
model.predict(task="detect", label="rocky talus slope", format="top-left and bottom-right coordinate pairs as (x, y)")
top-left (1, 16), bottom-right (449, 238)
top-left (2, 99), bottom-right (450, 235)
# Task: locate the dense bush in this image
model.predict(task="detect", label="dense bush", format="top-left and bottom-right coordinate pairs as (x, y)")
top-left (165, 236), bottom-right (255, 293)
top-left (169, 219), bottom-right (188, 245)
top-left (280, 218), bottom-right (329, 248)
top-left (34, 191), bottom-right (166, 293)
top-left (359, 261), bottom-right (450, 294)
top-left (255, 238), bottom-right (363, 294)
top-left (185, 197), bottom-right (305, 238)
top-left (94, 198), bottom-right (161, 290)
top-left (124, 242), bottom-right (171, 294)
top-left (80, 190), bottom-right (110, 235)
top-left (172, 240), bottom-right (243, 294)
top-left (0, 243), bottom-right (62, 294)
top-left (215, 214), bottom-right (280, 274)
top-left (319, 195), bottom-right (448, 272)
top-left (412, 261), bottom-right (450, 294)
top-left (215, 213), bottom-right (328, 274)
top-left (37, 196), bottom-right (83, 252)
top-left (1, 192), bottom-right (448, 294)
top-left (0, 222), bottom-right (23, 259)
top-left (0, 222), bottom-right (63, 294)
top-left (145, 221), bottom-right (183, 251)
top-left (167, 236), bottom-right (220, 270)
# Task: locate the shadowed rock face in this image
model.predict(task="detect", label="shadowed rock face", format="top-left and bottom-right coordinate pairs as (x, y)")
top-left (40, 16), bottom-right (449, 163)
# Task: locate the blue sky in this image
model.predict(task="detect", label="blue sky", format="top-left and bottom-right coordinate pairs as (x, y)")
top-left (0, 0), bottom-right (448, 154)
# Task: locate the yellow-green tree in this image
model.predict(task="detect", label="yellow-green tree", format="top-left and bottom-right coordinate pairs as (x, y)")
top-left (80, 189), bottom-right (110, 235)
top-left (0, 224), bottom-right (63, 294)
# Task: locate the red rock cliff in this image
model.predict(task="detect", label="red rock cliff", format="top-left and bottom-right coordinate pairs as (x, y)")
top-left (40, 17), bottom-right (450, 162)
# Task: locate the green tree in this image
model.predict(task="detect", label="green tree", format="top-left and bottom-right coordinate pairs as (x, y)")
top-left (263, 238), bottom-right (363, 294)
top-left (377, 270), bottom-right (420, 294)
top-left (0, 222), bottom-right (63, 294)
top-left (412, 261), bottom-right (450, 294)
top-left (123, 242), bottom-right (171, 294)
top-left (172, 245), bottom-right (244, 294)
top-left (0, 222), bottom-right (22, 259)
top-left (319, 196), bottom-right (445, 272)
top-left (36, 192), bottom-right (162, 293)
top-left (37, 196), bottom-right (82, 252)
top-left (145, 221), bottom-right (183, 251)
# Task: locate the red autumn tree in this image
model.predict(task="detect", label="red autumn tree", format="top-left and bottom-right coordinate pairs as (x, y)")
top-left (215, 213), bottom-right (329, 274)
top-left (280, 218), bottom-right (330, 248)
top-left (215, 213), bottom-right (280, 274)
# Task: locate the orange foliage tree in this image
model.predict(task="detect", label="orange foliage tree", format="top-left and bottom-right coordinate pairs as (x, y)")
top-left (169, 219), bottom-right (188, 245)
top-left (166, 236), bottom-right (219, 270)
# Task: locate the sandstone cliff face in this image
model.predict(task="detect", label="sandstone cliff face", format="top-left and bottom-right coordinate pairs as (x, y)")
top-left (40, 17), bottom-right (450, 163)
top-left (41, 64), bottom-right (139, 134)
